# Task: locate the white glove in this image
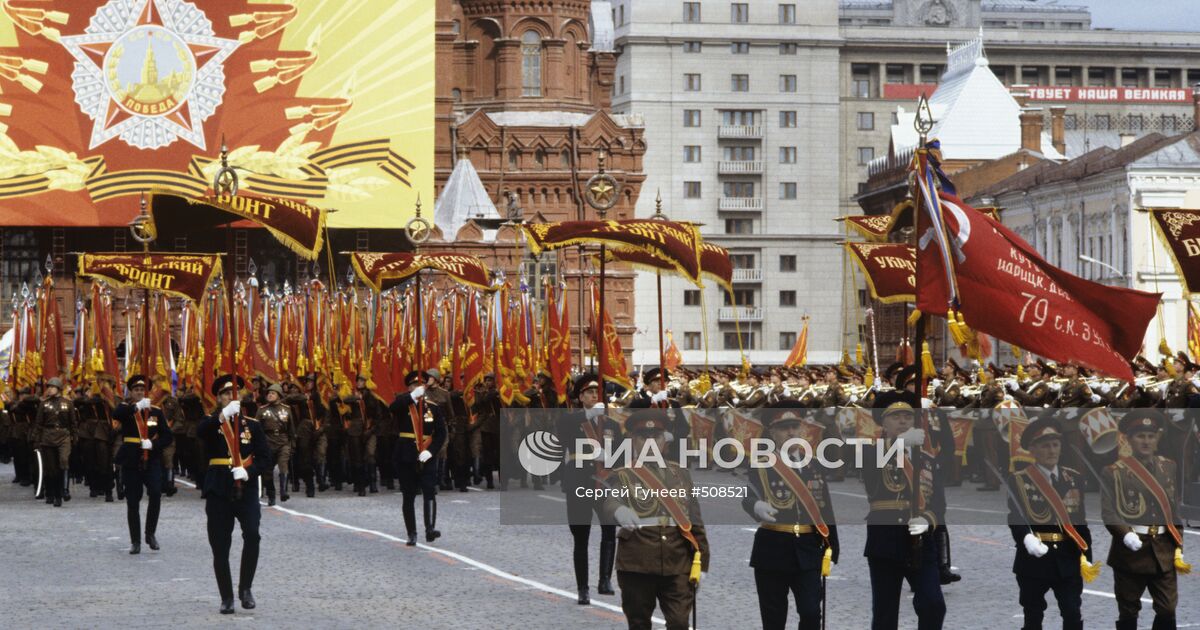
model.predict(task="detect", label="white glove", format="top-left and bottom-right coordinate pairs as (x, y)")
top-left (140, 439), bottom-right (152, 450)
top-left (231, 467), bottom-right (249, 482)
top-left (1123, 531), bottom-right (1143, 552)
top-left (614, 505), bottom-right (640, 530)
top-left (585, 403), bottom-right (605, 420)
top-left (849, 394), bottom-right (859, 404)
top-left (907, 516), bottom-right (930, 536)
top-left (1023, 533), bottom-right (1049, 557)
top-left (418, 450), bottom-right (432, 463)
top-left (222, 400), bottom-right (240, 419)
top-left (1003, 394), bottom-right (1014, 402)
top-left (930, 378), bottom-right (943, 389)
top-left (1050, 382), bottom-right (1062, 392)
top-left (753, 500), bottom-right (778, 523)
top-left (651, 390), bottom-right (669, 404)
top-left (1158, 382), bottom-right (1169, 395)
top-left (1100, 383), bottom-right (1112, 394)
top-left (897, 427), bottom-right (925, 448)
top-left (1090, 394), bottom-right (1102, 404)
top-left (1005, 380), bottom-right (1019, 391)
top-left (1192, 378), bottom-right (1200, 390)
top-left (410, 385), bottom-right (425, 400)
top-left (731, 397), bottom-right (740, 406)
top-left (663, 431), bottom-right (675, 443)
top-left (135, 398), bottom-right (151, 411)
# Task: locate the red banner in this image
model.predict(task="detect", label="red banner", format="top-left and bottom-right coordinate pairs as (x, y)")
top-left (916, 190), bottom-right (1158, 381)
top-left (846, 242), bottom-right (916, 304)
top-left (350, 252), bottom-right (491, 293)
top-left (148, 192), bottom-right (327, 260)
top-left (589, 283), bottom-right (632, 392)
top-left (701, 242), bottom-right (734, 292)
top-left (843, 215), bottom-right (894, 242)
top-left (525, 220), bottom-right (703, 286)
top-left (884, 83), bottom-right (1190, 104)
top-left (1149, 209), bottom-right (1200, 297)
top-left (77, 253), bottom-right (222, 303)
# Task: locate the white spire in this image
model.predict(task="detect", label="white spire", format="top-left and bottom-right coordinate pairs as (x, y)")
top-left (434, 153), bottom-right (499, 240)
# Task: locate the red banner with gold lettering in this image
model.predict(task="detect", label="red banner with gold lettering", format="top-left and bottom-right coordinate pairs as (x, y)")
top-left (846, 242), bottom-right (916, 304)
top-left (77, 253), bottom-right (222, 303)
top-left (350, 252), bottom-right (491, 293)
top-left (843, 215), bottom-right (894, 242)
top-left (524, 220), bottom-right (703, 286)
top-left (1149, 208), bottom-right (1200, 297)
top-left (148, 191), bottom-right (326, 259)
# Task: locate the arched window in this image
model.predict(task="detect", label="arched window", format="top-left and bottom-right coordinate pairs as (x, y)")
top-left (521, 30), bottom-right (542, 97)
top-left (451, 88), bottom-right (462, 102)
top-left (560, 149), bottom-right (571, 168)
top-left (508, 149), bottom-right (520, 170)
top-left (535, 149), bottom-right (546, 169)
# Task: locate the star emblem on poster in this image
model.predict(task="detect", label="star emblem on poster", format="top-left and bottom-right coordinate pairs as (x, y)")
top-left (60, 0), bottom-right (240, 150)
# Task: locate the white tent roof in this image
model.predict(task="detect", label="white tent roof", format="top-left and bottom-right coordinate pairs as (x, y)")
top-left (434, 156), bottom-right (499, 241)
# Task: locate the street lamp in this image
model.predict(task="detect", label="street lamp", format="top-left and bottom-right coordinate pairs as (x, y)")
top-left (1078, 254), bottom-right (1127, 279)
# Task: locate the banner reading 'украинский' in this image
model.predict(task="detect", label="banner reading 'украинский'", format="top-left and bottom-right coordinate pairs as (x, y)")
top-left (0, 0), bottom-right (432, 228)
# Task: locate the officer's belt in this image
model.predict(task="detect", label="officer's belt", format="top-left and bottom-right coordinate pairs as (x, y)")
top-left (1035, 532), bottom-right (1064, 542)
top-left (869, 500), bottom-right (911, 511)
top-left (760, 523), bottom-right (816, 535)
top-left (1132, 525), bottom-right (1165, 535)
top-left (398, 432), bottom-right (417, 439)
top-left (633, 515), bottom-right (678, 527)
top-left (209, 456), bottom-right (254, 467)
top-left (123, 437), bottom-right (143, 444)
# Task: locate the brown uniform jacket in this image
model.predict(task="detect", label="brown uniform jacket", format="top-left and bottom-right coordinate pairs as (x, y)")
top-left (602, 464), bottom-right (711, 576)
top-left (1102, 455), bottom-right (1182, 575)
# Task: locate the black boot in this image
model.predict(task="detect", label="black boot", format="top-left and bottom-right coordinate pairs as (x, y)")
top-left (146, 532), bottom-right (159, 551)
top-left (936, 526), bottom-right (961, 585)
top-left (305, 475), bottom-right (315, 498)
top-left (577, 586), bottom-right (590, 605)
top-left (220, 599), bottom-right (235, 614)
top-left (165, 469), bottom-right (177, 497)
top-left (597, 538), bottom-right (615, 594)
top-left (266, 479), bottom-right (276, 506)
top-left (279, 473), bottom-right (289, 502)
top-left (317, 464), bottom-right (330, 491)
top-left (129, 542), bottom-right (140, 555)
top-left (424, 496), bottom-right (441, 542)
top-left (369, 475), bottom-right (378, 494)
top-left (1151, 614), bottom-right (1176, 630)
top-left (62, 471), bottom-right (70, 502)
top-left (291, 473), bottom-right (300, 493)
top-left (105, 490), bottom-right (114, 503)
top-left (238, 588), bottom-right (256, 610)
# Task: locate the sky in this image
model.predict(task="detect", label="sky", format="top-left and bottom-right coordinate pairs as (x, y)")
top-left (1080, 0), bottom-right (1200, 31)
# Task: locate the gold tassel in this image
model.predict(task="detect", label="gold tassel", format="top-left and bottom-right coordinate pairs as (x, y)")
top-left (946, 310), bottom-right (964, 345)
top-left (906, 308), bottom-right (922, 327)
top-left (864, 367), bottom-right (875, 388)
top-left (821, 546), bottom-right (833, 577)
top-left (978, 367), bottom-right (988, 384)
top-left (689, 550), bottom-right (703, 585)
top-left (1017, 364), bottom-right (1027, 381)
top-left (839, 349), bottom-right (850, 367)
top-left (1159, 338), bottom-right (1172, 358)
top-left (1177, 548), bottom-right (1192, 574)
top-left (1010, 344), bottom-right (1021, 360)
top-left (1079, 554), bottom-right (1102, 583)
top-left (855, 343), bottom-right (863, 366)
top-left (921, 341), bottom-right (936, 377)
top-left (1165, 360), bottom-right (1177, 377)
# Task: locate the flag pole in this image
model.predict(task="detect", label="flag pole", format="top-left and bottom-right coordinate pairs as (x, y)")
top-left (910, 94), bottom-right (935, 568)
top-left (652, 190), bottom-right (668, 391)
top-left (584, 148), bottom-right (619, 410)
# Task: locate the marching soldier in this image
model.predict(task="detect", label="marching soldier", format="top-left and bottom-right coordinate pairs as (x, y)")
top-left (323, 386), bottom-right (348, 492)
top-left (603, 409), bottom-right (710, 630)
top-left (471, 373), bottom-right (502, 490)
top-left (744, 402), bottom-right (839, 630)
top-left (157, 379), bottom-right (183, 497)
top-left (627, 368), bottom-right (689, 458)
top-left (178, 383), bottom-right (208, 483)
top-left (113, 375), bottom-right (173, 554)
top-left (558, 373), bottom-right (620, 605)
top-left (198, 374), bottom-right (272, 614)
top-left (1006, 416), bottom-right (1094, 630)
top-left (257, 383), bottom-right (295, 505)
top-left (290, 374), bottom-right (327, 494)
top-left (1102, 410), bottom-right (1190, 630)
top-left (390, 370), bottom-right (448, 545)
top-left (422, 369), bottom-right (455, 492)
top-left (32, 377), bottom-right (76, 507)
top-left (1009, 362), bottom-right (1054, 408)
top-left (1053, 364), bottom-right (1097, 488)
top-left (358, 375), bottom-right (386, 494)
top-left (863, 390), bottom-right (946, 630)
top-left (8, 387), bottom-right (39, 488)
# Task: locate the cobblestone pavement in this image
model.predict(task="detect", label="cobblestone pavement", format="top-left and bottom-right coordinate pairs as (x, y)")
top-left (1, 463), bottom-right (1196, 629)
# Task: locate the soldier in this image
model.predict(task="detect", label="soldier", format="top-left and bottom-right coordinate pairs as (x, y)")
top-left (422, 369), bottom-right (455, 492)
top-left (742, 368), bottom-right (770, 408)
top-left (373, 377), bottom-right (398, 493)
top-left (1053, 364), bottom-right (1097, 488)
top-left (8, 387), bottom-right (38, 487)
top-left (1006, 416), bottom-right (1093, 630)
top-left (113, 375), bottom-right (173, 554)
top-left (471, 373), bottom-right (502, 489)
top-left (198, 374), bottom-right (271, 614)
top-left (287, 375), bottom-right (325, 496)
top-left (604, 409), bottom-right (710, 630)
top-left (323, 385), bottom-right (348, 491)
top-left (863, 390), bottom-right (946, 630)
top-left (627, 368), bottom-right (689, 458)
top-left (178, 383), bottom-right (208, 483)
top-left (390, 370), bottom-right (448, 545)
top-left (744, 403), bottom-right (839, 630)
top-left (32, 377), bottom-right (76, 507)
top-left (157, 379), bottom-right (183, 497)
top-left (1102, 410), bottom-right (1189, 630)
top-left (1009, 362), bottom-right (1055, 408)
top-left (84, 377), bottom-right (118, 501)
top-left (257, 383), bottom-right (295, 505)
top-left (358, 375), bottom-right (386, 494)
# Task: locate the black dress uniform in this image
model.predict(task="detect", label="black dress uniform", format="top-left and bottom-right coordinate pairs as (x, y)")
top-left (389, 371), bottom-right (448, 545)
top-left (1006, 417), bottom-right (1092, 630)
top-left (1102, 410), bottom-right (1187, 630)
top-left (863, 390), bottom-right (945, 630)
top-left (743, 404), bottom-right (840, 630)
top-left (113, 376), bottom-right (173, 553)
top-left (198, 375), bottom-right (272, 613)
top-left (557, 374), bottom-right (621, 604)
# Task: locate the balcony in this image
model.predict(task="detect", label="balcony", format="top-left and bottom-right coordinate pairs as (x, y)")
top-left (718, 306), bottom-right (764, 322)
top-left (731, 268), bottom-right (763, 283)
top-left (718, 125), bottom-right (763, 139)
top-left (718, 160), bottom-right (764, 175)
top-left (718, 197), bottom-right (763, 212)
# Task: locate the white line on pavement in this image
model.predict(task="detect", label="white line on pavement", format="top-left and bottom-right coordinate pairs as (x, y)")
top-left (176, 478), bottom-right (662, 625)
top-left (1082, 589), bottom-right (1152, 604)
top-left (538, 494), bottom-right (567, 503)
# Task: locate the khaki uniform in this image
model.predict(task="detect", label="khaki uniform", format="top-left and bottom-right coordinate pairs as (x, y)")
top-left (257, 400), bottom-right (295, 500)
top-left (34, 395), bottom-right (77, 502)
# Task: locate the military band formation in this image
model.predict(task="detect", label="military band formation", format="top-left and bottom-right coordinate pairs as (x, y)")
top-left (3, 349), bottom-right (1195, 629)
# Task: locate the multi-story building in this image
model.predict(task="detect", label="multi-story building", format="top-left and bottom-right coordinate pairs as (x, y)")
top-left (612, 0), bottom-right (1200, 367)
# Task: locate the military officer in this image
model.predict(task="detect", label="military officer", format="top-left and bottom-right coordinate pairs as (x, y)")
top-left (558, 373), bottom-right (621, 605)
top-left (32, 377), bottom-right (76, 507)
top-left (743, 402), bottom-right (839, 630)
top-left (1007, 415), bottom-right (1093, 630)
top-left (113, 375), bottom-right (173, 554)
top-left (863, 389), bottom-right (946, 630)
top-left (1009, 362), bottom-right (1055, 408)
top-left (198, 374), bottom-right (272, 614)
top-left (256, 383), bottom-right (295, 505)
top-left (287, 374), bottom-right (326, 495)
top-left (627, 368), bottom-right (689, 458)
top-left (157, 379), bottom-right (183, 497)
top-left (389, 370), bottom-right (448, 545)
top-left (1102, 410), bottom-right (1189, 630)
top-left (603, 409), bottom-right (710, 630)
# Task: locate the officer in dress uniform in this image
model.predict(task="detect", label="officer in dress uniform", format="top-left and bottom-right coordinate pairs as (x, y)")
top-left (198, 374), bottom-right (272, 614)
top-left (1006, 415), bottom-right (1092, 630)
top-left (389, 370), bottom-right (448, 545)
top-left (627, 368), bottom-right (689, 458)
top-left (32, 377), bottom-right (76, 507)
top-left (863, 390), bottom-right (946, 630)
top-left (744, 402), bottom-right (839, 630)
top-left (288, 374), bottom-right (325, 495)
top-left (558, 373), bottom-right (621, 605)
top-left (603, 409), bottom-right (710, 630)
top-left (1102, 410), bottom-right (1189, 630)
top-left (113, 375), bottom-right (173, 554)
top-left (256, 383), bottom-right (295, 505)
